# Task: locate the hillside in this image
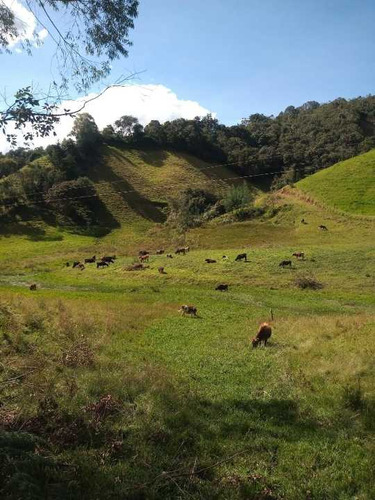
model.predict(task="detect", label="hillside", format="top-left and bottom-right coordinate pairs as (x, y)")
top-left (87, 146), bottom-right (241, 226)
top-left (297, 149), bottom-right (375, 215)
top-left (0, 162), bottom-right (374, 498)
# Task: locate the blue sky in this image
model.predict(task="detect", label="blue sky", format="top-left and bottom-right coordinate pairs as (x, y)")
top-left (1, 0), bottom-right (374, 149)
top-left (125, 0), bottom-right (375, 122)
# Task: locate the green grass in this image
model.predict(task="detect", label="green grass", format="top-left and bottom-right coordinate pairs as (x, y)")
top-left (297, 149), bottom-right (375, 215)
top-left (0, 154), bottom-right (375, 498)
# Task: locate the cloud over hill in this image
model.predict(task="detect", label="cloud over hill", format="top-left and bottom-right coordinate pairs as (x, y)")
top-left (0, 84), bottom-right (214, 152)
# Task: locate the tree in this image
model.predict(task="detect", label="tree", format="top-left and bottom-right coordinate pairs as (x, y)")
top-left (70, 114), bottom-right (102, 153)
top-left (114, 115), bottom-right (139, 137)
top-left (0, 1), bottom-right (139, 144)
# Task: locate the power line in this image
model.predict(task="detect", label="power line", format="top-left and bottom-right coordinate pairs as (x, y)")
top-left (0, 165), bottom-right (317, 209)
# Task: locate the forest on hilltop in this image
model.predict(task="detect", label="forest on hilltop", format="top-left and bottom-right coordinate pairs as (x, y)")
top-left (1, 95), bottom-right (375, 228)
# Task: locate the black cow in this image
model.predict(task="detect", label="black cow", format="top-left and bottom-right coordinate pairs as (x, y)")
top-left (235, 253), bottom-right (248, 262)
top-left (279, 260), bottom-right (292, 267)
top-left (215, 284), bottom-right (228, 291)
top-left (97, 261), bottom-right (109, 268)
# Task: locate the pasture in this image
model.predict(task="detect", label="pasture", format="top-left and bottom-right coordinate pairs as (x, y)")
top-left (0, 192), bottom-right (374, 499)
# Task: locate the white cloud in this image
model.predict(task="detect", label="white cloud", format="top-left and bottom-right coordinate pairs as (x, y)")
top-left (3, 0), bottom-right (48, 48)
top-left (0, 84), bottom-right (214, 152)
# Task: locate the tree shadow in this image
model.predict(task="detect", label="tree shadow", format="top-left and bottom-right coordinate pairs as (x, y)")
top-left (87, 155), bottom-right (166, 223)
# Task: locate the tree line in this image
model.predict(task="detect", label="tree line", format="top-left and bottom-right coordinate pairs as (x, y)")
top-left (0, 95), bottom-right (374, 229)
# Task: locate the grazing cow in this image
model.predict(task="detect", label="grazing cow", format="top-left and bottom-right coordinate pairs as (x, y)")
top-left (166, 254), bottom-right (173, 259)
top-left (215, 284), bottom-right (228, 291)
top-left (279, 260), bottom-right (292, 267)
top-left (139, 254), bottom-right (150, 263)
top-left (156, 249), bottom-right (165, 255)
top-left (29, 284), bottom-right (37, 291)
top-left (292, 252), bottom-right (305, 260)
top-left (101, 255), bottom-right (115, 263)
top-left (235, 253), bottom-right (248, 262)
top-left (158, 266), bottom-right (166, 274)
top-left (72, 261), bottom-right (80, 268)
top-left (175, 247), bottom-right (186, 255)
top-left (84, 255), bottom-right (96, 264)
top-left (252, 322), bottom-right (272, 348)
top-left (205, 258), bottom-right (217, 264)
top-left (222, 255), bottom-right (229, 260)
top-left (179, 305), bottom-right (197, 317)
top-left (139, 250), bottom-right (150, 256)
top-left (319, 225), bottom-right (328, 231)
top-left (97, 261), bottom-right (109, 268)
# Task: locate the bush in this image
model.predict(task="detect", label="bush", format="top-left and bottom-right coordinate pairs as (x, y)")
top-left (223, 183), bottom-right (252, 212)
top-left (294, 273), bottom-right (323, 290)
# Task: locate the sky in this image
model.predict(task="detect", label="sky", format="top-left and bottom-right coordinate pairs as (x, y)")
top-left (1, 0), bottom-right (375, 151)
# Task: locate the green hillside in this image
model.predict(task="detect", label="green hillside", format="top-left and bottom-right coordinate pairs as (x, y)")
top-left (87, 146), bottom-right (241, 225)
top-left (0, 147), bottom-right (375, 499)
top-left (297, 149), bottom-right (375, 215)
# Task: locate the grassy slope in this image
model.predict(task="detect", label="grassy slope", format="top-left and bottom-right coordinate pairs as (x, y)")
top-left (297, 149), bottom-right (375, 215)
top-left (0, 154), bottom-right (375, 499)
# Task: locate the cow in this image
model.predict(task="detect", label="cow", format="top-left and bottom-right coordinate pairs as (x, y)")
top-left (139, 254), bottom-right (150, 263)
top-left (29, 284), bottom-right (37, 291)
top-left (205, 258), bottom-right (216, 264)
top-left (301, 218), bottom-right (307, 224)
top-left (139, 250), bottom-right (150, 256)
top-left (175, 247), bottom-right (186, 255)
top-left (179, 305), bottom-right (197, 317)
top-left (158, 266), bottom-right (166, 274)
top-left (235, 253), bottom-right (248, 262)
top-left (215, 284), bottom-right (228, 291)
top-left (101, 255), bottom-right (116, 263)
top-left (72, 261), bottom-right (80, 268)
top-left (166, 254), bottom-right (173, 259)
top-left (279, 260), bottom-right (292, 267)
top-left (252, 322), bottom-right (272, 348)
top-left (65, 262), bottom-right (70, 267)
top-left (78, 263), bottom-right (85, 271)
top-left (97, 261), bottom-right (109, 268)
top-left (84, 255), bottom-right (96, 264)
top-left (319, 225), bottom-right (328, 231)
top-left (156, 249), bottom-right (165, 255)
top-left (292, 252), bottom-right (305, 260)
top-left (222, 255), bottom-right (229, 260)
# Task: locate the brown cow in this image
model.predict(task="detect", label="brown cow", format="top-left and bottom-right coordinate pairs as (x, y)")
top-left (179, 305), bottom-right (197, 317)
top-left (97, 261), bottom-right (109, 268)
top-left (158, 266), bottom-right (166, 274)
top-left (292, 252), bottom-right (305, 260)
top-left (139, 254), bottom-right (150, 262)
top-left (156, 249), bottom-right (165, 255)
top-left (175, 248), bottom-right (186, 255)
top-left (84, 255), bottom-right (96, 264)
top-left (252, 322), bottom-right (272, 348)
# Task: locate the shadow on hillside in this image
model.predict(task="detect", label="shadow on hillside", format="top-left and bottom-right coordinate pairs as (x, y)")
top-left (137, 149), bottom-right (168, 167)
top-left (88, 155), bottom-right (166, 223)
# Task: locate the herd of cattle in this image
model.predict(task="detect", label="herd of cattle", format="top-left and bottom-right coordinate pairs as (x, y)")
top-left (28, 226), bottom-right (330, 346)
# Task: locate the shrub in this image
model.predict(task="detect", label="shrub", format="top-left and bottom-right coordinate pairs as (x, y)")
top-left (223, 183), bottom-right (252, 212)
top-left (294, 273), bottom-right (323, 290)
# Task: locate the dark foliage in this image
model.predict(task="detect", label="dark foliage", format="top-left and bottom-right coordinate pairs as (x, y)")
top-left (106, 96), bottom-right (375, 183)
